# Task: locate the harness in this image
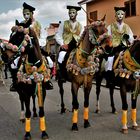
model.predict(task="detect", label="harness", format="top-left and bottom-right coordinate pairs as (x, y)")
top-left (66, 30), bottom-right (102, 75)
top-left (17, 56), bottom-right (50, 83)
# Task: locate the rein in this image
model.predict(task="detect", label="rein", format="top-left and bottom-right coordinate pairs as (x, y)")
top-left (79, 46), bottom-right (97, 55)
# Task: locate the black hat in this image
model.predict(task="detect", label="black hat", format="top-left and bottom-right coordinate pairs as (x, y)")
top-left (67, 5), bottom-right (81, 11)
top-left (114, 7), bottom-right (126, 12)
top-left (23, 2), bottom-right (35, 12)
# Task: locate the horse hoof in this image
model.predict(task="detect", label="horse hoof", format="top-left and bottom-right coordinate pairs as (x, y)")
top-left (121, 128), bottom-right (128, 134)
top-left (24, 132), bottom-right (31, 140)
top-left (20, 118), bottom-right (25, 123)
top-left (112, 109), bottom-right (117, 114)
top-left (33, 113), bottom-right (38, 118)
top-left (71, 123), bottom-right (78, 131)
top-left (95, 109), bottom-right (100, 114)
top-left (113, 111), bottom-right (118, 114)
top-left (41, 131), bottom-right (49, 140)
top-left (61, 108), bottom-right (66, 114)
top-left (132, 125), bottom-right (140, 131)
top-left (84, 120), bottom-right (91, 128)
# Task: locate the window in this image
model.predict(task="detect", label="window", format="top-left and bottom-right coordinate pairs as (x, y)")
top-left (125, 0), bottom-right (136, 17)
top-left (90, 11), bottom-right (97, 21)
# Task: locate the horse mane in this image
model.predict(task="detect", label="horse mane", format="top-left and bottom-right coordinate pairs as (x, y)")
top-left (79, 25), bottom-right (98, 47)
top-left (29, 27), bottom-right (42, 62)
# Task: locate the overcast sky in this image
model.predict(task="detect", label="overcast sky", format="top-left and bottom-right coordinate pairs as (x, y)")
top-left (0, 0), bottom-right (86, 40)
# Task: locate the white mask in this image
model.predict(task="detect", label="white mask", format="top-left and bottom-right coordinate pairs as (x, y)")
top-left (69, 9), bottom-right (77, 20)
top-left (23, 9), bottom-right (32, 21)
top-left (116, 10), bottom-right (125, 21)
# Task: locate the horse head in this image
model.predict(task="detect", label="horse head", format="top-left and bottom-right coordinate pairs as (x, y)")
top-left (90, 15), bottom-right (107, 35)
top-left (79, 15), bottom-right (111, 57)
top-left (8, 20), bottom-right (42, 67)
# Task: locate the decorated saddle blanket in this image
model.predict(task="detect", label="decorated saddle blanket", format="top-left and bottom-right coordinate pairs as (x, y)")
top-left (113, 49), bottom-right (140, 79)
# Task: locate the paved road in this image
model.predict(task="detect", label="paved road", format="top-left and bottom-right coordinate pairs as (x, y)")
top-left (0, 78), bottom-right (140, 140)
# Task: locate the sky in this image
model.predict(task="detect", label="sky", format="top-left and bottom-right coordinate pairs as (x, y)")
top-left (0, 0), bottom-right (86, 40)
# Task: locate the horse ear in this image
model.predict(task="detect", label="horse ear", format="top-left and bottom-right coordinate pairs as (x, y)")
top-left (15, 20), bottom-right (19, 25)
top-left (88, 18), bottom-right (94, 24)
top-left (101, 14), bottom-right (106, 21)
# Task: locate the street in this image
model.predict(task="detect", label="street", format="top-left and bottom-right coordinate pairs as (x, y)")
top-left (0, 78), bottom-right (140, 140)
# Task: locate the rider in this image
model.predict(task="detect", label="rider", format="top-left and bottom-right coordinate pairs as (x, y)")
top-left (9, 2), bottom-right (53, 91)
top-left (105, 6), bottom-right (134, 86)
top-left (55, 5), bottom-right (83, 82)
top-left (9, 2), bottom-right (36, 91)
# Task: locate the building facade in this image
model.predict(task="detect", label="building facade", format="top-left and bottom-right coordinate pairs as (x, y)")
top-left (79, 0), bottom-right (140, 36)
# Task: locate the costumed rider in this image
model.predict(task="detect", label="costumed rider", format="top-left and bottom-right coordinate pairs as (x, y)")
top-left (22, 2), bottom-right (53, 69)
top-left (105, 6), bottom-right (134, 85)
top-left (9, 2), bottom-right (37, 91)
top-left (9, 2), bottom-right (52, 91)
top-left (55, 5), bottom-right (83, 82)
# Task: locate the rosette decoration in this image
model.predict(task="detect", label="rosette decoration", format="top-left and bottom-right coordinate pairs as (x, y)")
top-left (17, 57), bottom-right (51, 84)
top-left (66, 50), bottom-right (100, 76)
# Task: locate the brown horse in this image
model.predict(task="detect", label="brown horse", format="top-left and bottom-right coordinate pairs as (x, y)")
top-left (57, 16), bottom-right (112, 131)
top-left (2, 22), bottom-right (50, 139)
top-left (94, 46), bottom-right (117, 114)
top-left (113, 39), bottom-right (140, 133)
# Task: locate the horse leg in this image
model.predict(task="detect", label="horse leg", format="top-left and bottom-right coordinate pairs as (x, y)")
top-left (71, 82), bottom-right (79, 131)
top-left (16, 84), bottom-right (25, 123)
top-left (39, 107), bottom-right (49, 140)
top-left (38, 84), bottom-right (49, 140)
top-left (24, 94), bottom-right (32, 140)
top-left (120, 84), bottom-right (128, 134)
top-left (107, 71), bottom-right (117, 114)
top-left (95, 73), bottom-right (103, 113)
top-left (109, 84), bottom-right (117, 114)
top-left (58, 80), bottom-right (66, 114)
top-left (19, 96), bottom-right (25, 123)
top-left (131, 94), bottom-right (140, 131)
top-left (83, 85), bottom-right (92, 128)
top-left (32, 95), bottom-right (38, 118)
top-left (4, 64), bottom-right (8, 79)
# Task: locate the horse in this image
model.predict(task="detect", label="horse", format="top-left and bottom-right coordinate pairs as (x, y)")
top-left (94, 46), bottom-right (117, 114)
top-left (94, 34), bottom-right (133, 114)
top-left (57, 16), bottom-right (112, 131)
top-left (112, 39), bottom-right (140, 134)
top-left (0, 33), bottom-right (38, 122)
top-left (2, 22), bottom-right (50, 139)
